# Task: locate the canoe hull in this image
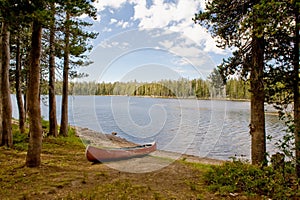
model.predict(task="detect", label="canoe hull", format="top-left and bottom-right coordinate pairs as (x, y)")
top-left (85, 142), bottom-right (157, 162)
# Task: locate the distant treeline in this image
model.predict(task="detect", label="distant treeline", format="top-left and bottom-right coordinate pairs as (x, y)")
top-left (54, 78), bottom-right (251, 100)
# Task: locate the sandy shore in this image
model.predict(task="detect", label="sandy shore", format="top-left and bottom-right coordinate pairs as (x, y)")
top-left (75, 126), bottom-right (224, 168)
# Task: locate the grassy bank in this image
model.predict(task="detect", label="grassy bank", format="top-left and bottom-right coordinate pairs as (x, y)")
top-left (0, 124), bottom-right (218, 200)
top-left (0, 123), bottom-right (298, 199)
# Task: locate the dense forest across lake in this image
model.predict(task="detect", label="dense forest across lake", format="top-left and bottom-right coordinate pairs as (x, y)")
top-left (52, 78), bottom-right (251, 100)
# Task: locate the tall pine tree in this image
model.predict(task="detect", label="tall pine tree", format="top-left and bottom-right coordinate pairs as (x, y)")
top-left (48, 1), bottom-right (58, 137)
top-left (195, 0), bottom-right (299, 168)
top-left (0, 2), bottom-right (13, 147)
top-left (194, 0), bottom-right (267, 165)
top-left (58, 0), bottom-right (97, 136)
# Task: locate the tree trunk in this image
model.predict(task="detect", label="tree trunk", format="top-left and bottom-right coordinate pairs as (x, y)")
top-left (0, 24), bottom-right (2, 140)
top-left (26, 20), bottom-right (43, 167)
top-left (49, 2), bottom-right (58, 137)
top-left (250, 34), bottom-right (266, 165)
top-left (0, 21), bottom-right (13, 148)
top-left (293, 1), bottom-right (300, 178)
top-left (15, 36), bottom-right (26, 134)
top-left (60, 12), bottom-right (70, 137)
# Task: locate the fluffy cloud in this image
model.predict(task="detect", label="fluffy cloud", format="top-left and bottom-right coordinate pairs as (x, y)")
top-left (93, 0), bottom-right (126, 12)
top-left (116, 20), bottom-right (130, 28)
top-left (93, 0), bottom-right (227, 57)
top-left (130, 0), bottom-right (225, 54)
top-left (110, 18), bottom-right (118, 24)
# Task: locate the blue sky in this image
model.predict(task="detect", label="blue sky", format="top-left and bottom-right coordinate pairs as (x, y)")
top-left (77, 0), bottom-right (231, 83)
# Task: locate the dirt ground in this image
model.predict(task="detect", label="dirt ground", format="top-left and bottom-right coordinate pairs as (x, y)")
top-left (0, 127), bottom-right (254, 200)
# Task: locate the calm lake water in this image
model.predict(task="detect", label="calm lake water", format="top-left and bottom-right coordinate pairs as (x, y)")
top-left (12, 95), bottom-right (285, 161)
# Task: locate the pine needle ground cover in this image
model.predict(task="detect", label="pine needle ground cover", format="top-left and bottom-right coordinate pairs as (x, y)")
top-left (0, 124), bottom-right (297, 199)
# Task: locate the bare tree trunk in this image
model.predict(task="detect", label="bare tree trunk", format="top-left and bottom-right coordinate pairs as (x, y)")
top-left (293, 2), bottom-right (300, 178)
top-left (60, 12), bottom-right (70, 137)
top-left (26, 20), bottom-right (43, 167)
top-left (250, 34), bottom-right (266, 166)
top-left (15, 36), bottom-right (26, 134)
top-left (248, 2), bottom-right (267, 166)
top-left (0, 21), bottom-right (13, 148)
top-left (0, 24), bottom-right (2, 140)
top-left (49, 2), bottom-right (58, 137)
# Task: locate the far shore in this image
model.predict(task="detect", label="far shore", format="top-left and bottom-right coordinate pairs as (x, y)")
top-left (66, 93), bottom-right (250, 101)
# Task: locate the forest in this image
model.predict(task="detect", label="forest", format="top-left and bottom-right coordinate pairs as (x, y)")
top-left (0, 0), bottom-right (299, 198)
top-left (55, 77), bottom-right (251, 100)
top-left (0, 0), bottom-right (98, 167)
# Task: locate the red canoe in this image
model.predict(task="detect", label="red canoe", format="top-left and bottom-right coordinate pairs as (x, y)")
top-left (85, 142), bottom-right (157, 162)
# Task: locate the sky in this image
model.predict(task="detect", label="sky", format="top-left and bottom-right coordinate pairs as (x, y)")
top-left (76, 0), bottom-right (231, 83)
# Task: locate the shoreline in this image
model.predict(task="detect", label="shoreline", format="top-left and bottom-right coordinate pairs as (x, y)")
top-left (74, 126), bottom-right (224, 165)
top-left (67, 94), bottom-right (249, 102)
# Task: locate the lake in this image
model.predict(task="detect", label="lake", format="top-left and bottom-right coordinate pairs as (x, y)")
top-left (12, 95), bottom-right (285, 161)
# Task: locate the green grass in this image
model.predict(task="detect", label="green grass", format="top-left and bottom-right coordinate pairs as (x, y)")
top-left (12, 123), bottom-right (28, 151)
top-left (1, 119), bottom-right (218, 199)
top-left (181, 160), bottom-right (212, 172)
top-left (6, 119), bottom-right (299, 199)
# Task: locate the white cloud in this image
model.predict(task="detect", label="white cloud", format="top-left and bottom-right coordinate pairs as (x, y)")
top-left (103, 27), bottom-right (112, 32)
top-left (173, 58), bottom-right (190, 66)
top-left (122, 21), bottom-right (129, 29)
top-left (181, 25), bottom-right (226, 55)
top-left (173, 66), bottom-right (186, 73)
top-left (131, 0), bottom-right (200, 29)
top-left (158, 40), bottom-right (174, 49)
top-left (119, 42), bottom-right (130, 49)
top-left (78, 13), bottom-right (101, 22)
top-left (115, 20), bottom-right (130, 29)
top-left (90, 0), bottom-right (228, 81)
top-left (129, 0), bottom-right (225, 54)
top-left (93, 0), bottom-right (224, 54)
top-left (93, 0), bottom-right (126, 12)
top-left (110, 18), bottom-right (118, 24)
top-left (116, 20), bottom-right (123, 27)
top-left (99, 41), bottom-right (120, 48)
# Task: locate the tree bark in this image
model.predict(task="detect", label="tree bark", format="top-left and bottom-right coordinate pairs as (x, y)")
top-left (15, 36), bottom-right (26, 134)
top-left (0, 24), bottom-right (2, 140)
top-left (26, 20), bottom-right (43, 167)
top-left (49, 2), bottom-right (58, 137)
top-left (293, 1), bottom-right (300, 178)
top-left (60, 12), bottom-right (70, 137)
top-left (0, 21), bottom-right (13, 148)
top-left (250, 34), bottom-right (266, 165)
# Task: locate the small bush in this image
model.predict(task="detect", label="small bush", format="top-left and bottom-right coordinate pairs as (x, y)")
top-left (13, 131), bottom-right (28, 151)
top-left (204, 160), bottom-right (299, 199)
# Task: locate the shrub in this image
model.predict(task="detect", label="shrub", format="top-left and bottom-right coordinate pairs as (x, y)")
top-left (13, 131), bottom-right (28, 151)
top-left (204, 160), bottom-right (299, 199)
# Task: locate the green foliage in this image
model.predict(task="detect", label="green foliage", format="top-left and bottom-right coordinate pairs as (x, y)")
top-left (11, 119), bottom-right (82, 150)
top-left (11, 123), bottom-right (28, 150)
top-left (204, 160), bottom-right (299, 199)
top-left (68, 78), bottom-right (210, 98)
top-left (41, 117), bottom-right (50, 129)
top-left (273, 109), bottom-right (295, 159)
top-left (13, 131), bottom-right (28, 151)
top-left (194, 0), bottom-right (297, 94)
top-left (226, 78), bottom-right (250, 100)
top-left (53, 0), bottom-right (98, 77)
top-left (61, 77), bottom-right (250, 100)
